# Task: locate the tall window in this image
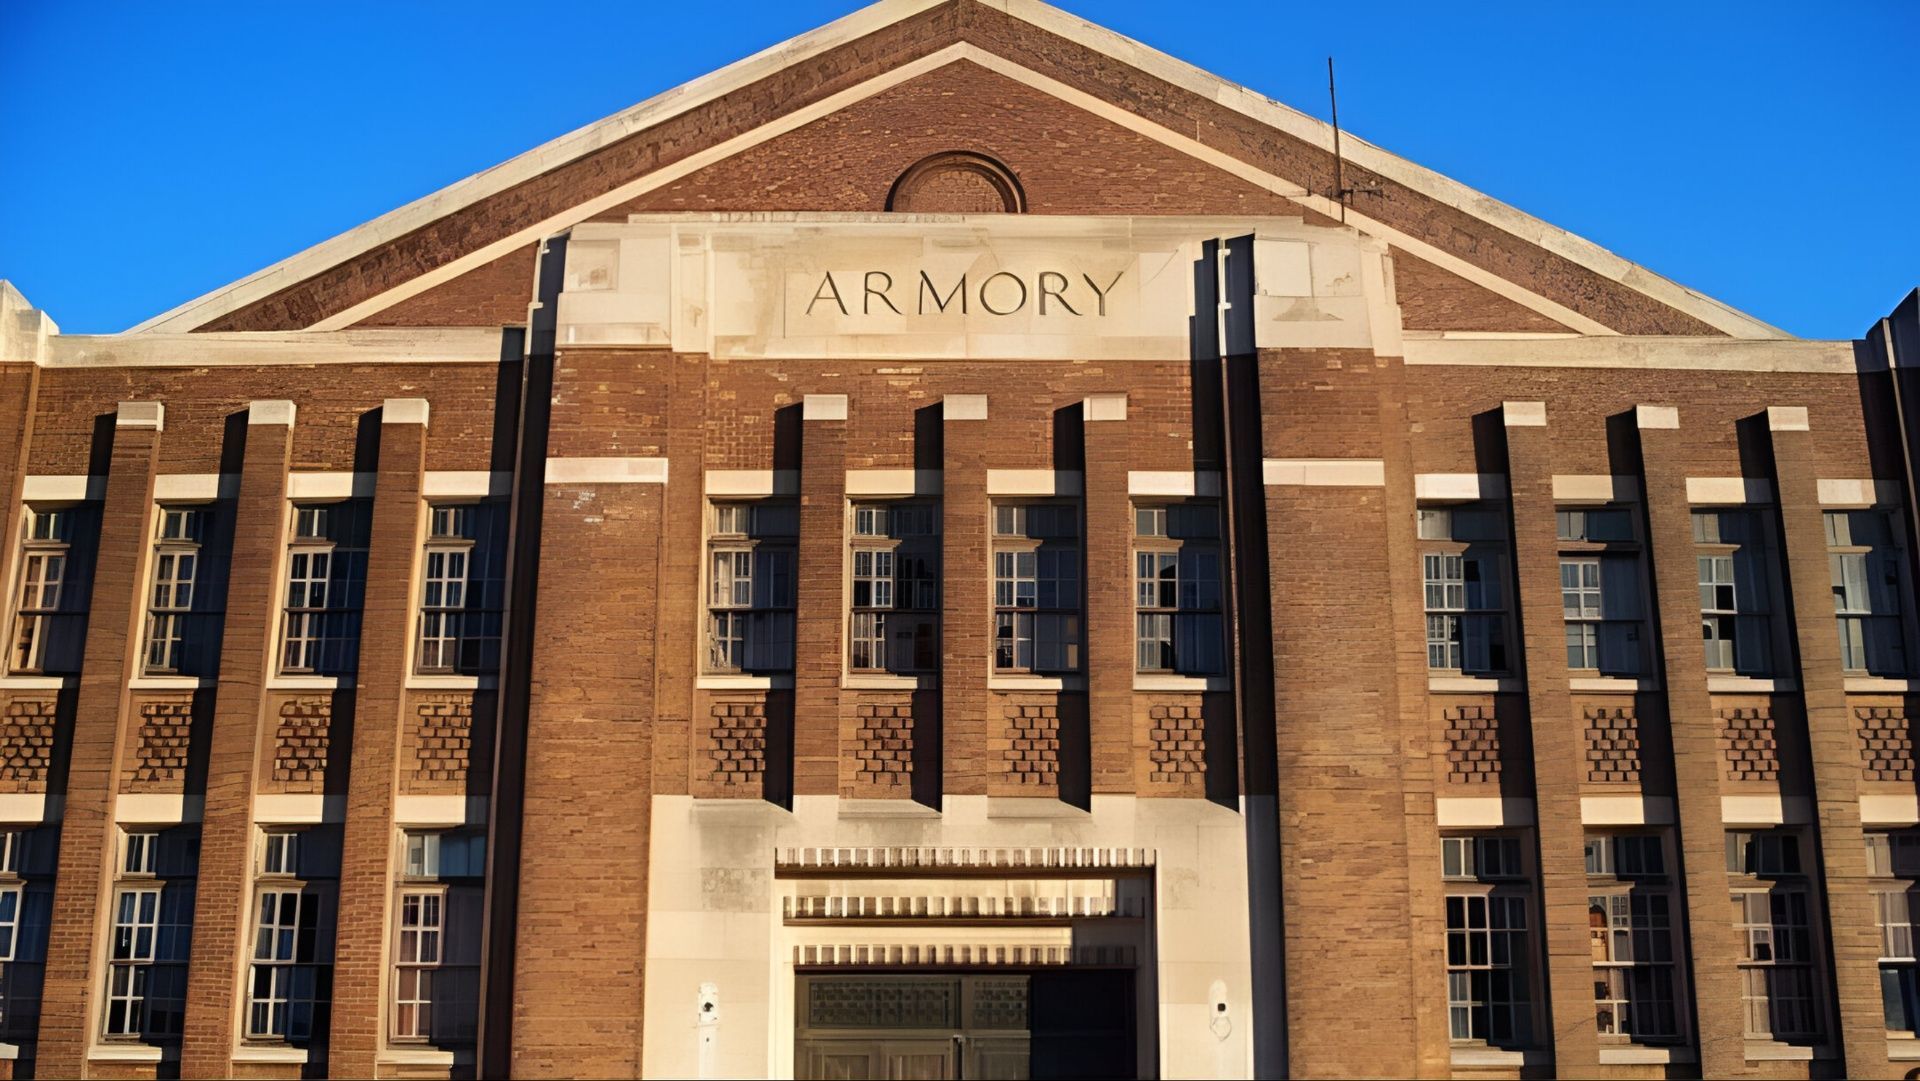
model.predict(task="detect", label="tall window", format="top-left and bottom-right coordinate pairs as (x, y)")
top-left (1556, 508), bottom-right (1646, 676)
top-left (416, 503), bottom-right (508, 675)
top-left (392, 830), bottom-right (484, 1047)
top-left (1827, 510), bottom-right (1908, 676)
top-left (1419, 506), bottom-right (1511, 675)
top-left (1727, 830), bottom-right (1821, 1041)
top-left (1695, 510), bottom-right (1776, 675)
top-left (705, 502), bottom-right (797, 673)
top-left (1867, 830), bottom-right (1920, 1033)
top-left (9, 506), bottom-right (91, 675)
top-left (143, 506), bottom-right (214, 675)
top-left (1134, 504), bottom-right (1224, 675)
top-left (0, 826), bottom-right (50, 1047)
top-left (245, 827), bottom-right (337, 1045)
top-left (1586, 832), bottom-right (1681, 1042)
top-left (104, 827), bottom-right (195, 1043)
top-left (281, 502), bottom-right (371, 676)
top-left (848, 502), bottom-right (939, 674)
top-left (1441, 834), bottom-right (1534, 1048)
top-left (992, 503), bottom-right (1081, 674)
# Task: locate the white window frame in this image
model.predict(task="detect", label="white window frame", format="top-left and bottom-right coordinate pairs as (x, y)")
top-left (281, 506), bottom-right (337, 674)
top-left (991, 502), bottom-right (1082, 675)
top-left (416, 506), bottom-right (474, 674)
top-left (1132, 503), bottom-right (1224, 676)
top-left (391, 887), bottom-right (445, 1042)
top-left (847, 501), bottom-right (939, 674)
top-left (703, 502), bottom-right (797, 674)
top-left (142, 506), bottom-right (203, 675)
top-left (9, 506), bottom-right (71, 674)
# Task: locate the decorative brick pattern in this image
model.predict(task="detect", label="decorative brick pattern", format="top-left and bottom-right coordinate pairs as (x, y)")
top-left (1147, 705), bottom-right (1205, 783)
top-left (413, 695), bottom-right (474, 784)
top-left (274, 696), bottom-right (331, 786)
top-left (1718, 706), bottom-right (1780, 782)
top-left (1858, 707), bottom-right (1916, 782)
top-left (1583, 706), bottom-right (1643, 784)
top-left (711, 700), bottom-right (767, 780)
top-left (1002, 703), bottom-right (1060, 784)
top-left (852, 704), bottom-right (913, 787)
top-left (1442, 705), bottom-right (1500, 784)
top-left (0, 699), bottom-right (55, 785)
top-left (128, 698), bottom-right (194, 788)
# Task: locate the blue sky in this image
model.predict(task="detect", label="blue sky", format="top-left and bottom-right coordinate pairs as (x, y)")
top-left (1, 0), bottom-right (1913, 337)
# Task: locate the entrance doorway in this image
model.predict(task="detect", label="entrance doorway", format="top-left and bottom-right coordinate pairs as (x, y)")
top-left (794, 971), bottom-right (1135, 1080)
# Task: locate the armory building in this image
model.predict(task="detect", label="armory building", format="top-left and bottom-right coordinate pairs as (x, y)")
top-left (1, 1), bottom-right (1918, 1078)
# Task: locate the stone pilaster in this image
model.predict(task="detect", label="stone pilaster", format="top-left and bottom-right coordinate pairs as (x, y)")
top-left (179, 401), bottom-right (295, 1077)
top-left (36, 402), bottom-right (162, 1078)
top-left (328, 399), bottom-right (428, 1079)
top-left (794, 394), bottom-right (846, 798)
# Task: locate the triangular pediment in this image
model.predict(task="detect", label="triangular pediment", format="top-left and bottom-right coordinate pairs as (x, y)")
top-left (132, 0), bottom-right (1787, 339)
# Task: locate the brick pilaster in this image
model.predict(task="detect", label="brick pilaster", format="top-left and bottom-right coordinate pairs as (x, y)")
top-left (1767, 405), bottom-right (1894, 1076)
top-left (1083, 394), bottom-right (1132, 794)
top-left (328, 399), bottom-right (428, 1079)
top-left (940, 395), bottom-right (989, 798)
top-left (794, 394), bottom-right (846, 798)
top-left (36, 401), bottom-right (162, 1078)
top-left (179, 401), bottom-right (295, 1077)
top-left (510, 456), bottom-right (665, 1077)
top-left (1635, 404), bottom-right (1750, 1076)
top-left (1500, 401), bottom-right (1603, 1071)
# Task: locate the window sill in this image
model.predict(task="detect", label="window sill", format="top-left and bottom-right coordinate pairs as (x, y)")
top-left (1707, 676), bottom-right (1795, 693)
top-left (697, 673), bottom-right (792, 691)
top-left (0, 1042), bottom-right (14, 1061)
top-left (1744, 1040), bottom-right (1822, 1062)
top-left (406, 673), bottom-right (493, 691)
top-left (1447, 1046), bottom-right (1545, 1067)
top-left (1848, 677), bottom-right (1914, 693)
top-left (129, 675), bottom-right (213, 691)
top-left (843, 673), bottom-right (937, 691)
top-left (988, 674), bottom-right (1085, 692)
top-left (1568, 676), bottom-right (1658, 693)
top-left (1133, 674), bottom-right (1230, 693)
top-left (1427, 675), bottom-right (1521, 693)
top-left (0, 674), bottom-right (72, 690)
top-left (234, 1044), bottom-right (309, 1064)
top-left (379, 1047), bottom-right (458, 1067)
top-left (1889, 1037), bottom-right (1920, 1061)
top-left (89, 1043), bottom-right (164, 1063)
top-left (268, 674), bottom-right (351, 691)
top-left (1598, 1044), bottom-right (1692, 1065)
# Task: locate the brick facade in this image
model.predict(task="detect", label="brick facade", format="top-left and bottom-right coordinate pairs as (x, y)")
top-left (0, 3), bottom-right (1914, 1078)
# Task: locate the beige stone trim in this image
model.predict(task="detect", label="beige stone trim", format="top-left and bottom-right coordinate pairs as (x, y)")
top-left (152, 474), bottom-right (229, 502)
top-left (1686, 477), bottom-right (1773, 504)
top-left (803, 394), bottom-right (849, 422)
top-left (846, 469), bottom-right (942, 497)
top-left (1428, 675), bottom-right (1523, 693)
top-left (1766, 405), bottom-right (1810, 432)
top-left (1133, 673), bottom-right (1231, 692)
top-left (1552, 475), bottom-right (1641, 503)
top-left (1721, 794), bottom-right (1812, 826)
top-left (48, 328), bottom-right (506, 368)
top-left (943, 394), bottom-right (988, 421)
top-left (1501, 400), bottom-right (1546, 427)
top-left (1083, 393), bottom-right (1127, 422)
top-left (1127, 471), bottom-right (1222, 498)
top-left (1415, 473), bottom-right (1506, 502)
top-left (1817, 478), bottom-right (1902, 507)
top-left (1846, 676), bottom-right (1913, 693)
top-left (704, 468), bottom-right (795, 496)
top-left (542, 457), bottom-right (670, 486)
top-left (1261, 458), bottom-right (1384, 487)
top-left (382, 397), bottom-right (430, 426)
top-left (1861, 794), bottom-right (1920, 826)
top-left (1707, 675), bottom-right (1794, 693)
top-left (287, 471), bottom-right (373, 500)
top-left (1410, 337), bottom-right (1855, 374)
top-left (115, 401), bottom-right (164, 431)
top-left (1568, 676), bottom-right (1658, 693)
top-left (1635, 404), bottom-right (1679, 430)
top-left (394, 795), bottom-right (483, 828)
top-left (696, 673), bottom-right (792, 691)
top-left (423, 470), bottom-right (513, 497)
top-left (0, 794), bottom-right (48, 823)
top-left (253, 794), bottom-right (342, 825)
top-left (1434, 797), bottom-right (1534, 828)
top-left (248, 399), bottom-right (296, 426)
top-left (1580, 795), bottom-right (1676, 826)
top-left (987, 470), bottom-right (1083, 497)
top-left (22, 475), bottom-right (103, 502)
top-left (115, 793), bottom-right (201, 825)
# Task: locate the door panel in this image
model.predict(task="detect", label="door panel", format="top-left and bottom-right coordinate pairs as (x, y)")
top-left (881, 1039), bottom-right (955, 1080)
top-left (966, 1036), bottom-right (1032, 1080)
top-left (802, 1041), bottom-right (878, 1080)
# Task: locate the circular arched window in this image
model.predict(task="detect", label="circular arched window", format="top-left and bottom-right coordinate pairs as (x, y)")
top-left (886, 151), bottom-right (1027, 214)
